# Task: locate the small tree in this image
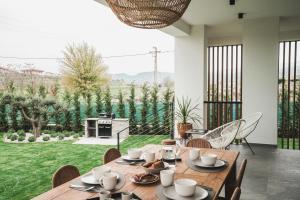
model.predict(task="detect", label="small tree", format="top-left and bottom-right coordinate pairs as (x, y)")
top-left (95, 88), bottom-right (103, 114)
top-left (38, 85), bottom-right (47, 99)
top-left (53, 104), bottom-right (64, 132)
top-left (63, 90), bottom-right (72, 131)
top-left (50, 83), bottom-right (59, 97)
top-left (2, 94), bottom-right (57, 137)
top-left (0, 94), bottom-right (8, 132)
top-left (150, 85), bottom-right (160, 134)
top-left (128, 83), bottom-right (137, 134)
top-left (117, 89), bottom-right (126, 118)
top-left (104, 86), bottom-right (112, 114)
top-left (85, 93), bottom-right (93, 118)
top-left (141, 83), bottom-right (150, 134)
top-left (73, 92), bottom-right (81, 131)
top-left (163, 87), bottom-right (173, 135)
top-left (9, 104), bottom-right (18, 131)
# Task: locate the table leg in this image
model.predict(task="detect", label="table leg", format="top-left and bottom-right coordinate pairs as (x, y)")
top-left (225, 160), bottom-right (236, 199)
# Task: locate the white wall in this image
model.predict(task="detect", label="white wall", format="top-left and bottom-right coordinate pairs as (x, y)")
top-left (242, 17), bottom-right (279, 145)
top-left (174, 25), bottom-right (207, 132)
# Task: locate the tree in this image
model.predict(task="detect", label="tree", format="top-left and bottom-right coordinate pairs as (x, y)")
top-left (150, 84), bottom-right (160, 134)
top-left (163, 87), bottom-right (173, 135)
top-left (117, 89), bottom-right (126, 118)
top-left (85, 93), bottom-right (93, 118)
top-left (104, 86), bottom-right (112, 114)
top-left (50, 83), bottom-right (59, 97)
top-left (38, 85), bottom-right (47, 99)
top-left (63, 90), bottom-right (72, 131)
top-left (0, 93), bottom-right (8, 132)
top-left (141, 83), bottom-right (150, 134)
top-left (1, 94), bottom-right (57, 137)
top-left (61, 42), bottom-right (110, 98)
top-left (95, 88), bottom-right (103, 114)
top-left (128, 83), bottom-right (137, 134)
top-left (73, 92), bottom-right (81, 131)
top-left (53, 104), bottom-right (64, 132)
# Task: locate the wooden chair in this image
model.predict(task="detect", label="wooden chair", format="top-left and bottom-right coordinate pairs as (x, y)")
top-left (231, 187), bottom-right (241, 200)
top-left (186, 138), bottom-right (211, 148)
top-left (161, 139), bottom-right (176, 145)
top-left (103, 148), bottom-right (121, 164)
top-left (236, 159), bottom-right (247, 187)
top-left (52, 165), bottom-right (80, 188)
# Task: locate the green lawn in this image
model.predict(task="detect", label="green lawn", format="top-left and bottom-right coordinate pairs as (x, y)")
top-left (277, 137), bottom-right (299, 150)
top-left (0, 134), bottom-right (168, 200)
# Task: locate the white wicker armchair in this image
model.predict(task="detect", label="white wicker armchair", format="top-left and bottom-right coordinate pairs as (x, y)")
top-left (236, 112), bottom-right (263, 154)
top-left (202, 120), bottom-right (245, 149)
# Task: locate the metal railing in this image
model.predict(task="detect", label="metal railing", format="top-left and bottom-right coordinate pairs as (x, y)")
top-left (116, 101), bottom-right (174, 150)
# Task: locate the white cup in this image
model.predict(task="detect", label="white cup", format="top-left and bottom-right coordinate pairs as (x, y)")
top-left (144, 152), bottom-right (155, 163)
top-left (92, 166), bottom-right (111, 180)
top-left (128, 148), bottom-right (142, 159)
top-left (189, 148), bottom-right (200, 160)
top-left (99, 172), bottom-right (117, 191)
top-left (174, 179), bottom-right (197, 197)
top-left (121, 191), bottom-right (132, 200)
top-left (160, 169), bottom-right (175, 187)
top-left (201, 154), bottom-right (217, 166)
top-left (99, 190), bottom-right (111, 200)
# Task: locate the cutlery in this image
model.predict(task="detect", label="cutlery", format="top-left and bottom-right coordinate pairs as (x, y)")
top-left (198, 185), bottom-right (213, 191)
top-left (116, 160), bottom-right (138, 165)
top-left (70, 185), bottom-right (95, 191)
top-left (70, 184), bottom-right (85, 188)
top-left (82, 186), bottom-right (95, 191)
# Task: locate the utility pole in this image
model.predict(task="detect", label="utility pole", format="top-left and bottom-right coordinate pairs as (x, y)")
top-left (149, 46), bottom-right (161, 84)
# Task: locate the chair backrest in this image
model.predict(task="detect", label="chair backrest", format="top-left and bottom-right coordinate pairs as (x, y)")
top-left (104, 148), bottom-right (121, 164)
top-left (231, 187), bottom-right (241, 200)
top-left (162, 139), bottom-right (176, 145)
top-left (52, 165), bottom-right (80, 188)
top-left (236, 159), bottom-right (247, 187)
top-left (236, 112), bottom-right (263, 139)
top-left (186, 138), bottom-right (211, 148)
top-left (205, 120), bottom-right (244, 149)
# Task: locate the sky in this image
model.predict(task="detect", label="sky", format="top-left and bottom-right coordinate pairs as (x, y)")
top-left (0, 0), bottom-right (175, 75)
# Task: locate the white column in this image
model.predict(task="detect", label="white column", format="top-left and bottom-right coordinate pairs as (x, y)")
top-left (243, 17), bottom-right (279, 145)
top-left (174, 25), bottom-right (207, 133)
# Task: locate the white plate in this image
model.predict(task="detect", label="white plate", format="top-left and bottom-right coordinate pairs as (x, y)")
top-left (130, 174), bottom-right (159, 185)
top-left (81, 172), bottom-right (120, 185)
top-left (163, 185), bottom-right (208, 200)
top-left (122, 155), bottom-right (145, 162)
top-left (192, 159), bottom-right (226, 168)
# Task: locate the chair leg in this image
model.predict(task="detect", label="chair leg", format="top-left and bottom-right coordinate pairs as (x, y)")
top-left (244, 138), bottom-right (255, 155)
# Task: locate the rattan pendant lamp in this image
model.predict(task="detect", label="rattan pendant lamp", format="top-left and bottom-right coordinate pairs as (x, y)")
top-left (105, 0), bottom-right (191, 29)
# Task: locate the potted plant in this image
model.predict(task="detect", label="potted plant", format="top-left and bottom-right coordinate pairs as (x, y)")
top-left (175, 97), bottom-right (202, 139)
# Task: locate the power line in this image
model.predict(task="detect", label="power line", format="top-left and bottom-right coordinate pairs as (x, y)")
top-left (0, 50), bottom-right (174, 61)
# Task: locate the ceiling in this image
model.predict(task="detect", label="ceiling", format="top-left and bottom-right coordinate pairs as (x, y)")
top-left (182, 0), bottom-right (300, 25)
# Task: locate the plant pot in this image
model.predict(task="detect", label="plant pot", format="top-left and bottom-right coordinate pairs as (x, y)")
top-left (177, 123), bottom-right (192, 139)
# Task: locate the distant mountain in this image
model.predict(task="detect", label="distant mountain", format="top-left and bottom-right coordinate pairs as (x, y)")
top-left (111, 71), bottom-right (174, 84)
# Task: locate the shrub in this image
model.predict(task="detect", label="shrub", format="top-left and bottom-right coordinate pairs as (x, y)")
top-left (7, 129), bottom-right (15, 134)
top-left (18, 136), bottom-right (25, 141)
top-left (43, 136), bottom-right (50, 141)
top-left (79, 132), bottom-right (84, 137)
top-left (73, 134), bottom-right (79, 139)
top-left (6, 133), bottom-right (13, 139)
top-left (64, 132), bottom-right (71, 137)
top-left (28, 136), bottom-right (36, 142)
top-left (58, 134), bottom-right (64, 140)
top-left (11, 134), bottom-right (18, 141)
top-left (18, 130), bottom-right (26, 137)
top-left (42, 130), bottom-right (51, 135)
top-left (51, 133), bottom-right (58, 138)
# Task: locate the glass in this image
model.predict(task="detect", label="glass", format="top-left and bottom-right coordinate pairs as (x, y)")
top-left (161, 144), bottom-right (179, 167)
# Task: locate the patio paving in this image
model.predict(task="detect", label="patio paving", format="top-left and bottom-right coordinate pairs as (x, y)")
top-left (231, 144), bottom-right (300, 200)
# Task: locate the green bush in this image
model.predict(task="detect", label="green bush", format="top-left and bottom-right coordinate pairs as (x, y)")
top-left (18, 130), bottom-right (26, 137)
top-left (18, 136), bottom-right (25, 141)
top-left (6, 133), bottom-right (13, 139)
top-left (43, 136), bottom-right (50, 141)
top-left (7, 129), bottom-right (15, 134)
top-left (64, 132), bottom-right (71, 137)
top-left (42, 130), bottom-right (51, 135)
top-left (73, 134), bottom-right (79, 139)
top-left (28, 136), bottom-right (36, 142)
top-left (58, 134), bottom-right (64, 140)
top-left (50, 133), bottom-right (58, 138)
top-left (11, 134), bottom-right (18, 141)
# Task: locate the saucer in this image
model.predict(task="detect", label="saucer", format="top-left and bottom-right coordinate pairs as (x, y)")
top-left (191, 159), bottom-right (226, 168)
top-left (122, 155), bottom-right (145, 162)
top-left (81, 172), bottom-right (119, 185)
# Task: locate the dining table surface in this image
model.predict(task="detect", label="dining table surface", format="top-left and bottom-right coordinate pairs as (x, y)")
top-left (32, 144), bottom-right (240, 200)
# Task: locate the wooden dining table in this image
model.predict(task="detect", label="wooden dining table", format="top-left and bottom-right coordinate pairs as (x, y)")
top-left (32, 144), bottom-right (239, 200)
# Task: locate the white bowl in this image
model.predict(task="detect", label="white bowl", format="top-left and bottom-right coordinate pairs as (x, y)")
top-left (174, 179), bottom-right (197, 197)
top-left (92, 166), bottom-right (111, 180)
top-left (201, 154), bottom-right (217, 166)
top-left (128, 148), bottom-right (142, 159)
